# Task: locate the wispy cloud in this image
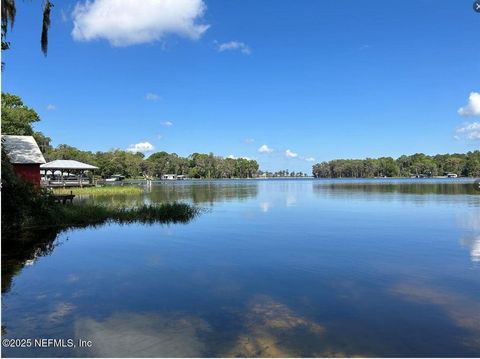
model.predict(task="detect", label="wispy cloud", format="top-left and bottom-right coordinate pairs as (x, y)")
top-left (216, 41), bottom-right (251, 55)
top-left (46, 104), bottom-right (57, 111)
top-left (304, 157), bottom-right (315, 162)
top-left (145, 93), bottom-right (161, 101)
top-left (244, 138), bottom-right (255, 144)
top-left (126, 141), bottom-right (155, 153)
top-left (458, 92), bottom-right (480, 116)
top-left (161, 121), bottom-right (173, 127)
top-left (72, 0), bottom-right (210, 47)
top-left (61, 9), bottom-right (69, 22)
top-left (285, 149), bottom-right (298, 159)
top-left (258, 144), bottom-right (273, 154)
top-left (456, 122), bottom-right (480, 141)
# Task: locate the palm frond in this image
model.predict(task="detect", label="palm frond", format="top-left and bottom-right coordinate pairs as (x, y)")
top-left (1, 0), bottom-right (16, 35)
top-left (1, 0), bottom-right (16, 52)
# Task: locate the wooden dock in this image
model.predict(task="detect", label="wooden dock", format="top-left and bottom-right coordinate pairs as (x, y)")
top-left (53, 192), bottom-right (76, 204)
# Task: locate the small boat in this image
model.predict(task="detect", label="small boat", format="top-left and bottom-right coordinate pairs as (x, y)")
top-left (105, 174), bottom-right (125, 182)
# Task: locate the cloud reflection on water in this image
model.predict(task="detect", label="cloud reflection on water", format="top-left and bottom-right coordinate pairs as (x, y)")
top-left (391, 282), bottom-right (480, 350)
top-left (225, 295), bottom-right (349, 357)
top-left (74, 312), bottom-right (210, 357)
top-left (458, 212), bottom-right (480, 263)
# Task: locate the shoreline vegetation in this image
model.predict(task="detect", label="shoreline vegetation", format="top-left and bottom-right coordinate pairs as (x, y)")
top-left (1, 149), bottom-right (201, 239)
top-left (52, 186), bottom-right (144, 196)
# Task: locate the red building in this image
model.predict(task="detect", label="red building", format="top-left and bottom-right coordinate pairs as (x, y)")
top-left (2, 135), bottom-right (46, 187)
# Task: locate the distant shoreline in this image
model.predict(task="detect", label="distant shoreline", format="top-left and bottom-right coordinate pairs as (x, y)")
top-left (121, 176), bottom-right (477, 183)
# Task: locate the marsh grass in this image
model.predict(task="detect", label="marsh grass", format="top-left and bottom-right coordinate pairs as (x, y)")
top-left (52, 186), bottom-right (144, 196)
top-left (22, 202), bottom-right (201, 230)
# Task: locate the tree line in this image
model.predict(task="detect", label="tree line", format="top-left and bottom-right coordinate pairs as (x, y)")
top-left (312, 152), bottom-right (480, 178)
top-left (1, 92), bottom-right (259, 179)
top-left (45, 146), bottom-right (259, 179)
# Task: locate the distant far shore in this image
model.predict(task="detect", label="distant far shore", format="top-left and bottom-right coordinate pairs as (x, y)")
top-left (119, 176), bottom-right (476, 183)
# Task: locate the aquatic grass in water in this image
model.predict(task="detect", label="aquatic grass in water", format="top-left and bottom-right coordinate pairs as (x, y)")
top-left (24, 202), bottom-right (201, 230)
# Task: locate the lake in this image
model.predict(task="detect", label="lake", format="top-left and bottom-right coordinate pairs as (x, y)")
top-left (2, 179), bottom-right (480, 357)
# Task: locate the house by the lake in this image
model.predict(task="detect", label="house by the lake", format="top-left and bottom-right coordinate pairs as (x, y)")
top-left (162, 174), bottom-right (177, 180)
top-left (1, 135), bottom-right (46, 187)
top-left (161, 174), bottom-right (187, 180)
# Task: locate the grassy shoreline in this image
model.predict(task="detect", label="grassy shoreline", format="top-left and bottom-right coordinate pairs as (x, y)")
top-left (52, 186), bottom-right (144, 196)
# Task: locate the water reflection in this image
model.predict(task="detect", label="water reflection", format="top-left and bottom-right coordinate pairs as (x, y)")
top-left (48, 302), bottom-right (76, 323)
top-left (226, 295), bottom-right (332, 357)
top-left (313, 179), bottom-right (480, 205)
top-left (1, 229), bottom-right (59, 294)
top-left (459, 212), bottom-right (480, 263)
top-left (2, 179), bottom-right (480, 357)
top-left (75, 312), bottom-right (210, 357)
top-left (83, 181), bottom-right (259, 207)
top-left (259, 202), bottom-right (272, 213)
top-left (391, 282), bottom-right (480, 351)
top-left (314, 179), bottom-right (477, 195)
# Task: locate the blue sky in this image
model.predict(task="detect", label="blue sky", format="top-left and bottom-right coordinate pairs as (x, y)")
top-left (2, 0), bottom-right (479, 172)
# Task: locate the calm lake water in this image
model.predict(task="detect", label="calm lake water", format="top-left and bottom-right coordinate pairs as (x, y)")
top-left (2, 179), bottom-right (480, 357)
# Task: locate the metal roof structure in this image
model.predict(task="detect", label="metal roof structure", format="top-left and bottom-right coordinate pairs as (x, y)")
top-left (1, 135), bottom-right (46, 164)
top-left (40, 160), bottom-right (98, 170)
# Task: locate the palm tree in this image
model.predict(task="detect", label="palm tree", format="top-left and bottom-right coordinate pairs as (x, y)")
top-left (1, 0), bottom-right (53, 56)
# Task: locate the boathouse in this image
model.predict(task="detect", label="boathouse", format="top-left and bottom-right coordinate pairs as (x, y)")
top-left (1, 135), bottom-right (46, 187)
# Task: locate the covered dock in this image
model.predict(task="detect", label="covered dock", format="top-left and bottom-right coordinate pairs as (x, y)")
top-left (40, 160), bottom-right (99, 187)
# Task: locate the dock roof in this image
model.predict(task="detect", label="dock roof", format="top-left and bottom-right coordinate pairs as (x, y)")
top-left (40, 160), bottom-right (98, 170)
top-left (1, 135), bottom-right (46, 164)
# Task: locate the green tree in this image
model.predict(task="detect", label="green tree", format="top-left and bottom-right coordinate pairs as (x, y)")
top-left (1, 92), bottom-right (40, 135)
top-left (464, 151), bottom-right (480, 177)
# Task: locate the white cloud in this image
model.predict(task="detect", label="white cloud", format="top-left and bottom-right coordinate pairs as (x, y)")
top-left (244, 138), bottom-right (255, 144)
top-left (456, 122), bottom-right (480, 141)
top-left (145, 93), bottom-right (160, 101)
top-left (458, 92), bottom-right (480, 116)
top-left (258, 144), bottom-right (273, 154)
top-left (72, 0), bottom-right (210, 47)
top-left (126, 141), bottom-right (154, 153)
top-left (46, 104), bottom-right (56, 111)
top-left (216, 41), bottom-right (251, 55)
top-left (227, 155), bottom-right (251, 160)
top-left (161, 121), bottom-right (173, 127)
top-left (285, 149), bottom-right (298, 159)
top-left (305, 157), bottom-right (315, 162)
